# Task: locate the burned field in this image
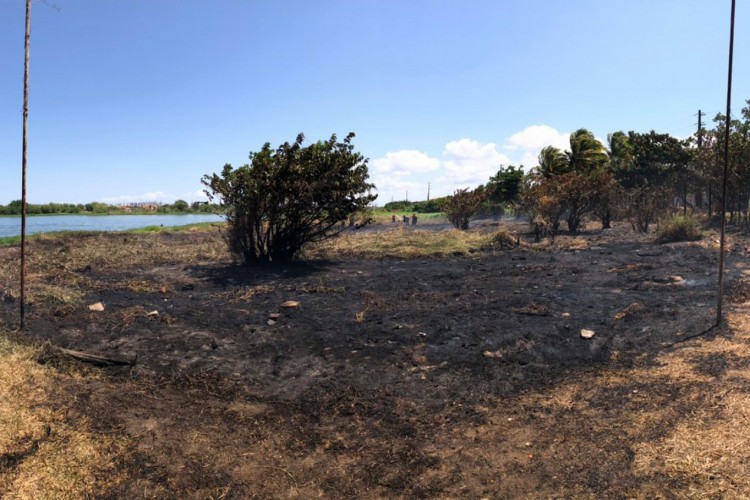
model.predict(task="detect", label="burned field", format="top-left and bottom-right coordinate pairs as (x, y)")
top-left (2, 221), bottom-right (750, 498)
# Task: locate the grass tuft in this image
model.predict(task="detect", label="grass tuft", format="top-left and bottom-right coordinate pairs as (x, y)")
top-left (656, 215), bottom-right (703, 243)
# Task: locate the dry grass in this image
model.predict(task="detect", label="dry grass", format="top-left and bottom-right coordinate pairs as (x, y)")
top-left (614, 302), bottom-right (646, 320)
top-left (0, 333), bottom-right (126, 498)
top-left (627, 310), bottom-right (750, 497)
top-left (0, 227), bottom-right (228, 314)
top-left (309, 226), bottom-right (520, 259)
top-left (486, 305), bottom-right (750, 498)
top-left (545, 235), bottom-right (590, 250)
top-left (224, 284), bottom-right (276, 303)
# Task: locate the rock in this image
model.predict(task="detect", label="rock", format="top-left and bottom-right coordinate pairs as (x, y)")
top-left (483, 350), bottom-right (503, 359)
top-left (280, 300), bottom-right (300, 309)
top-left (160, 286), bottom-right (169, 294)
top-left (267, 319), bottom-right (276, 326)
top-left (580, 329), bottom-right (595, 339)
top-left (268, 313), bottom-right (281, 320)
top-left (146, 310), bottom-right (159, 317)
top-left (88, 302), bottom-right (105, 312)
top-left (561, 312), bottom-right (571, 318)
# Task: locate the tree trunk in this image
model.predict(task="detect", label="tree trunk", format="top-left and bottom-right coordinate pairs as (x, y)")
top-left (567, 214), bottom-right (580, 234)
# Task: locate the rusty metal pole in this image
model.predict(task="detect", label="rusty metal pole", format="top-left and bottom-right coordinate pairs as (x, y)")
top-left (20, 0), bottom-right (31, 329)
top-left (717, 0), bottom-right (736, 326)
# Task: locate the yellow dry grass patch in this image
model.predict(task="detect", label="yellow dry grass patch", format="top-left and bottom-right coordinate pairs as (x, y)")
top-left (628, 311), bottom-right (750, 498)
top-left (311, 227), bottom-right (516, 259)
top-left (0, 228), bottom-right (226, 278)
top-left (52, 231), bottom-right (227, 272)
top-left (544, 235), bottom-right (589, 250)
top-left (469, 303), bottom-right (750, 497)
top-left (0, 334), bottom-right (125, 498)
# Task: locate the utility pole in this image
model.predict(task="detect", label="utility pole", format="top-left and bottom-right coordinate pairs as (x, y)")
top-left (695, 110), bottom-right (704, 209)
top-left (427, 183), bottom-right (430, 202)
top-left (700, 109), bottom-right (712, 216)
top-left (20, 0), bottom-right (31, 329)
top-left (717, 0), bottom-right (736, 326)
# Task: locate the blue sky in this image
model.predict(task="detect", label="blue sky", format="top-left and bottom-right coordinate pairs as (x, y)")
top-left (0, 0), bottom-right (747, 205)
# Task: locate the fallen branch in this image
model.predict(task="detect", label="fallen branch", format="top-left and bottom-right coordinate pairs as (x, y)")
top-left (663, 324), bottom-right (720, 347)
top-left (57, 347), bottom-right (135, 367)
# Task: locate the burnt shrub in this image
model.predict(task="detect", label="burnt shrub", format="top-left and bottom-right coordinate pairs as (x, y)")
top-left (441, 188), bottom-right (486, 230)
top-left (203, 133), bottom-right (376, 264)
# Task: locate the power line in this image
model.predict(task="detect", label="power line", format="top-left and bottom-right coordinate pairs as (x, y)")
top-left (655, 113), bottom-right (699, 131)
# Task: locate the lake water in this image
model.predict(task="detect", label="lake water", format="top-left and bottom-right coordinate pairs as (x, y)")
top-left (0, 214), bottom-right (224, 238)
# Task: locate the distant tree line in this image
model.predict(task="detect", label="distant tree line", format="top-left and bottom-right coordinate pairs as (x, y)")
top-left (383, 197), bottom-right (447, 213)
top-left (435, 99), bottom-right (750, 236)
top-left (199, 112), bottom-right (750, 266)
top-left (382, 166), bottom-right (524, 226)
top-left (0, 200), bottom-right (222, 215)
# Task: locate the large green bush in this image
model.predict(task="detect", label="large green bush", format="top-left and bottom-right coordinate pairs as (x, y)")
top-left (203, 133), bottom-right (376, 264)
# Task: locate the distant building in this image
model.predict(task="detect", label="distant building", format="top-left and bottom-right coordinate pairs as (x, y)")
top-left (118, 202), bottom-right (162, 212)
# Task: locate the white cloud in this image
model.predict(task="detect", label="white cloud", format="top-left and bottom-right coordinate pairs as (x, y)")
top-left (519, 151), bottom-right (541, 169)
top-left (441, 139), bottom-right (510, 186)
top-left (192, 190), bottom-right (210, 201)
top-left (369, 125), bottom-right (577, 204)
top-left (371, 139), bottom-right (512, 201)
top-left (371, 150), bottom-right (440, 176)
top-left (369, 175), bottom-right (425, 202)
top-left (504, 125), bottom-right (570, 154)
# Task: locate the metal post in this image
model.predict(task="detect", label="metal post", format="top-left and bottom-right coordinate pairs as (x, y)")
top-left (20, 0), bottom-right (31, 329)
top-left (717, 0), bottom-right (736, 326)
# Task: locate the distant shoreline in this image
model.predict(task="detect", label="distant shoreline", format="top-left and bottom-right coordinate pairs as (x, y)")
top-left (0, 212), bottom-right (221, 218)
top-left (0, 213), bottom-right (225, 240)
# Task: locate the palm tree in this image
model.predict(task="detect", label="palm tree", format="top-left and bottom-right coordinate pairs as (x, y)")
top-left (567, 128), bottom-right (608, 173)
top-left (560, 129), bottom-right (607, 233)
top-left (533, 146), bottom-right (568, 179)
top-left (607, 131), bottom-right (633, 171)
top-left (588, 131), bottom-right (632, 230)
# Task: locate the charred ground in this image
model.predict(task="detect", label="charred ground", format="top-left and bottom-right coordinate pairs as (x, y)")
top-left (2, 220), bottom-right (750, 497)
